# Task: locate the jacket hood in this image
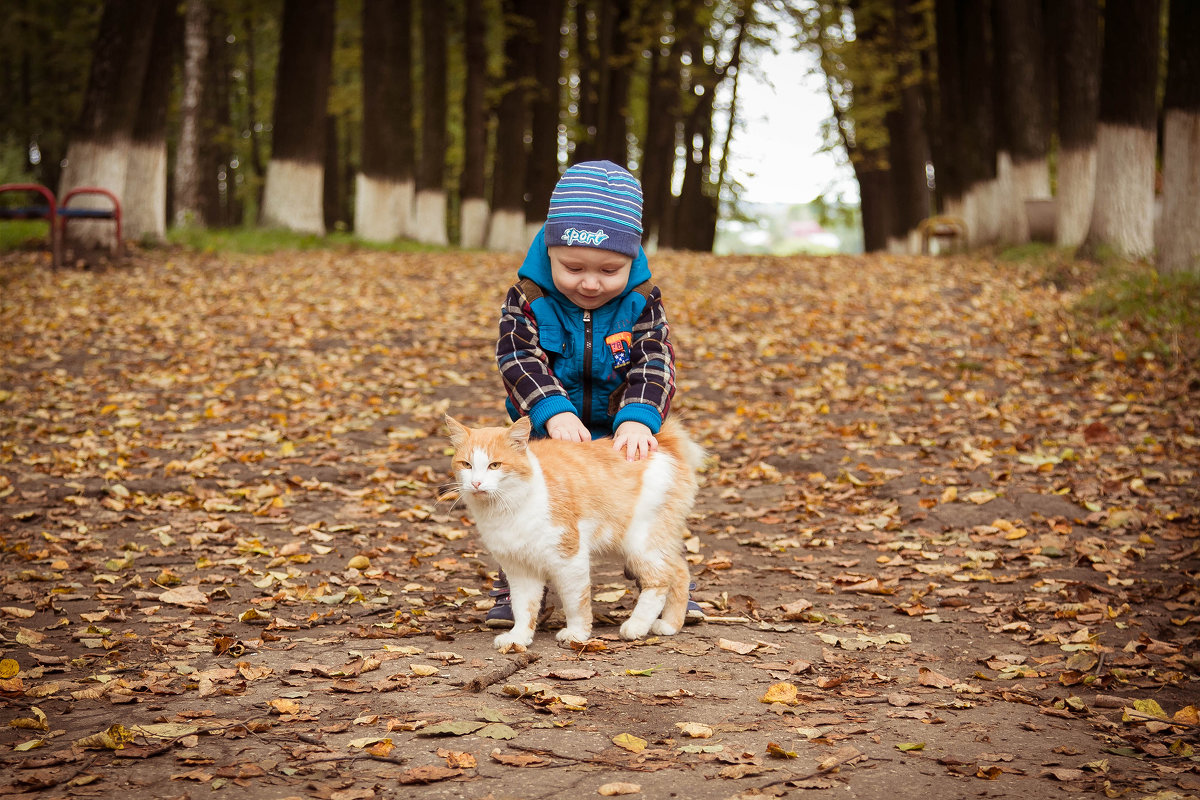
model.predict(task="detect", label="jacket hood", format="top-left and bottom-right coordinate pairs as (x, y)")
top-left (517, 226), bottom-right (651, 306)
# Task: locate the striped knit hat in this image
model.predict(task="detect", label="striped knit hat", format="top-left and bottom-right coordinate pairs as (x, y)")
top-left (545, 160), bottom-right (644, 258)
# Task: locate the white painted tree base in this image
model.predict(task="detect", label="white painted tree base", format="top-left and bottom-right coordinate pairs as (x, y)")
top-left (412, 189), bottom-right (448, 246)
top-left (963, 177), bottom-right (1002, 248)
top-left (354, 174), bottom-right (413, 242)
top-left (1055, 146), bottom-right (1097, 249)
top-left (1158, 109), bottom-right (1200, 275)
top-left (997, 151), bottom-right (1051, 244)
top-left (123, 141), bottom-right (167, 243)
top-left (486, 209), bottom-right (528, 252)
top-left (459, 197), bottom-right (489, 249)
top-left (261, 159), bottom-right (326, 235)
top-left (1086, 123), bottom-right (1155, 260)
top-left (58, 138), bottom-right (128, 250)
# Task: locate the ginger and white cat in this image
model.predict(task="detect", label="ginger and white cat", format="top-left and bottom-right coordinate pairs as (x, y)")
top-left (445, 415), bottom-right (704, 651)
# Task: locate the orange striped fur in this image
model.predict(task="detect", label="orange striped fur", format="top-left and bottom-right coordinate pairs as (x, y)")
top-left (445, 414), bottom-right (704, 651)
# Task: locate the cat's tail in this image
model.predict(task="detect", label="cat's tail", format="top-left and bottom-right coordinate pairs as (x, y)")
top-left (657, 418), bottom-right (707, 475)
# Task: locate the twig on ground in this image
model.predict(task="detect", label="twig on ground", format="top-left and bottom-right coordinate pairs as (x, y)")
top-left (300, 752), bottom-right (411, 766)
top-left (754, 751), bottom-right (877, 790)
top-left (461, 651), bottom-right (541, 692)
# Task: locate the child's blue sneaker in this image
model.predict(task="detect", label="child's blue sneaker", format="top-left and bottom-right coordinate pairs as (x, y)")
top-left (484, 571), bottom-right (548, 629)
top-left (484, 582), bottom-right (515, 629)
top-left (685, 582), bottom-right (704, 624)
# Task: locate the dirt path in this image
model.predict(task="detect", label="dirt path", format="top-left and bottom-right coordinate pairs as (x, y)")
top-left (0, 249), bottom-right (1197, 799)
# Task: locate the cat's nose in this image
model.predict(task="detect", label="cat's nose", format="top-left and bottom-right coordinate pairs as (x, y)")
top-left (471, 480), bottom-right (482, 489)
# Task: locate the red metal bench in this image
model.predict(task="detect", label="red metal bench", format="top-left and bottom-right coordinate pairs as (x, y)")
top-left (0, 183), bottom-right (61, 266)
top-left (59, 186), bottom-right (123, 259)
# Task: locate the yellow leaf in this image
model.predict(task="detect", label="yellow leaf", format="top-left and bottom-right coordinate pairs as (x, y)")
top-left (940, 486), bottom-right (957, 504)
top-left (75, 724), bottom-right (133, 750)
top-left (1124, 699), bottom-right (1168, 721)
top-left (411, 664), bottom-right (439, 677)
top-left (365, 739), bottom-right (394, 757)
top-left (0, 659), bottom-right (19, 679)
top-left (1173, 706), bottom-right (1199, 726)
top-left (347, 555), bottom-right (371, 570)
top-left (612, 733), bottom-right (648, 753)
top-left (674, 722), bottom-right (714, 739)
top-left (10, 707), bottom-right (48, 732)
top-left (598, 782), bottom-right (642, 796)
top-left (766, 742), bottom-right (798, 759)
top-left (268, 698), bottom-right (302, 715)
top-left (760, 682), bottom-right (800, 705)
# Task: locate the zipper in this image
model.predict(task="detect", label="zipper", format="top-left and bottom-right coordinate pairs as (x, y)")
top-left (582, 310), bottom-right (593, 427)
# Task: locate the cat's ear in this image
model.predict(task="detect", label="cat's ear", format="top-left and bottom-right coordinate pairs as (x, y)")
top-left (508, 416), bottom-right (532, 452)
top-left (444, 415), bottom-right (468, 450)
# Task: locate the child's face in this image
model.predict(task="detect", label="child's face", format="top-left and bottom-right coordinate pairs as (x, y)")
top-left (547, 246), bottom-right (633, 310)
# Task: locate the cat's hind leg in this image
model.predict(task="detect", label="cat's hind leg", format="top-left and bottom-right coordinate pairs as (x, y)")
top-left (493, 567), bottom-right (543, 651)
top-left (553, 556), bottom-right (593, 645)
top-left (620, 557), bottom-right (676, 640)
top-left (650, 555), bottom-right (691, 636)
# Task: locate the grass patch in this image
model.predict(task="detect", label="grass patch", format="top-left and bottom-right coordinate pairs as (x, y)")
top-left (0, 220), bottom-right (52, 251)
top-left (1075, 261), bottom-right (1200, 363)
top-left (164, 226), bottom-right (448, 255)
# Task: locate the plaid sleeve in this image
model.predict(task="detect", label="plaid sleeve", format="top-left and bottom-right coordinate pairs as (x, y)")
top-left (496, 283), bottom-right (569, 417)
top-left (615, 285), bottom-right (676, 425)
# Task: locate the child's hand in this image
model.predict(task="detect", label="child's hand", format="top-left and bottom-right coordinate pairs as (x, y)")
top-left (614, 421), bottom-right (658, 461)
top-left (546, 412), bottom-right (590, 442)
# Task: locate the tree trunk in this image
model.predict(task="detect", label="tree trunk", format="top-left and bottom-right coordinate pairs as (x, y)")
top-left (594, 0), bottom-right (633, 162)
top-left (123, 3), bottom-right (177, 244)
top-left (932, 0), bottom-right (964, 219)
top-left (887, 0), bottom-right (932, 253)
top-left (641, 2), bottom-right (686, 249)
top-left (993, 0), bottom-right (1050, 245)
top-left (1049, 0), bottom-right (1100, 248)
top-left (958, 0), bottom-right (1000, 247)
top-left (1083, 0), bottom-right (1160, 260)
top-left (460, 0), bottom-right (488, 248)
top-left (59, 0), bottom-right (159, 250)
top-left (573, 0), bottom-right (599, 163)
top-left (175, 0), bottom-right (209, 228)
top-left (524, 0), bottom-right (565, 241)
top-left (487, 0), bottom-right (535, 251)
top-left (1158, 0), bottom-right (1200, 274)
top-left (414, 0), bottom-right (449, 245)
top-left (199, 4), bottom-right (231, 226)
top-left (260, 0), bottom-right (335, 234)
top-left (857, 164), bottom-right (894, 253)
top-left (356, 0), bottom-right (415, 243)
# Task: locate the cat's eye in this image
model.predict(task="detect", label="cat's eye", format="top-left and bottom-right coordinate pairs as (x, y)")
top-left (487, 462), bottom-right (502, 470)
top-left (454, 460), bottom-right (470, 469)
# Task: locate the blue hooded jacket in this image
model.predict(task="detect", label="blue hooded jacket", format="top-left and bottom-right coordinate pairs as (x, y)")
top-left (498, 227), bottom-right (673, 438)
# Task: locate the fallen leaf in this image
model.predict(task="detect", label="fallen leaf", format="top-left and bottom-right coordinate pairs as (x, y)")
top-left (612, 733), bottom-right (648, 753)
top-left (437, 748), bottom-right (477, 768)
top-left (598, 782), bottom-right (642, 796)
top-left (674, 722), bottom-right (714, 739)
top-left (760, 682), bottom-right (800, 705)
top-left (490, 748), bottom-right (546, 767)
top-left (718, 638), bottom-right (757, 655)
top-left (397, 765), bottom-right (463, 784)
top-left (918, 667), bottom-right (954, 688)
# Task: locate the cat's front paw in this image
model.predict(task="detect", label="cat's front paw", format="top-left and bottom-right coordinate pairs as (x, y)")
top-left (555, 626), bottom-right (591, 645)
top-left (494, 631), bottom-right (533, 652)
top-left (650, 620), bottom-right (680, 636)
top-left (619, 618), bottom-right (652, 640)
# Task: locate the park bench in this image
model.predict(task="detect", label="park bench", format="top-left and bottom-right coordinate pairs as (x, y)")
top-left (918, 214), bottom-right (967, 255)
top-left (0, 183), bottom-right (122, 267)
top-left (0, 183), bottom-right (61, 266)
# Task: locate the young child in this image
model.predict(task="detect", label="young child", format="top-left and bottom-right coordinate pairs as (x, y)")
top-left (487, 159), bottom-right (703, 628)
